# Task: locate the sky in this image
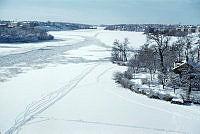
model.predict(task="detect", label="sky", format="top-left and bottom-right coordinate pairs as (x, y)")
top-left (0, 0), bottom-right (200, 25)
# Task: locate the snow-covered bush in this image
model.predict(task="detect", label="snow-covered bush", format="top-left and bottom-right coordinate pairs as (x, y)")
top-left (123, 70), bottom-right (133, 79)
top-left (115, 61), bottom-right (127, 66)
top-left (158, 93), bottom-right (173, 101)
top-left (141, 78), bottom-right (150, 85)
top-left (147, 91), bottom-right (160, 99)
top-left (171, 98), bottom-right (184, 105)
top-left (113, 72), bottom-right (124, 83)
top-left (119, 78), bottom-right (133, 89)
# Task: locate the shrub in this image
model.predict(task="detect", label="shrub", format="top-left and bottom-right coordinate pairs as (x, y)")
top-left (113, 72), bottom-right (124, 83)
top-left (159, 94), bottom-right (173, 101)
top-left (147, 91), bottom-right (160, 99)
top-left (141, 78), bottom-right (150, 85)
top-left (171, 98), bottom-right (184, 105)
top-left (120, 78), bottom-right (133, 89)
top-left (124, 70), bottom-right (133, 79)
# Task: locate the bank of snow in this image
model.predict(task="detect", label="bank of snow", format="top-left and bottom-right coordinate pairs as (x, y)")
top-left (96, 30), bottom-right (146, 49)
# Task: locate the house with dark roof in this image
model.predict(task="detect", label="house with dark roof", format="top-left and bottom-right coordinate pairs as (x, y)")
top-left (173, 60), bottom-right (200, 89)
top-left (172, 60), bottom-right (200, 103)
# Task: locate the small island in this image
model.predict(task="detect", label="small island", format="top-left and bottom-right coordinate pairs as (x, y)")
top-left (0, 21), bottom-right (96, 43)
top-left (0, 23), bottom-right (54, 43)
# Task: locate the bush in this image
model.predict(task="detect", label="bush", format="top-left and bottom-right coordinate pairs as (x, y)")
top-left (159, 94), bottom-right (173, 101)
top-left (113, 72), bottom-right (124, 83)
top-left (171, 98), bottom-right (184, 105)
top-left (147, 91), bottom-right (160, 99)
top-left (121, 78), bottom-right (134, 89)
top-left (124, 70), bottom-right (133, 79)
top-left (141, 78), bottom-right (150, 85)
top-left (113, 71), bottom-right (134, 89)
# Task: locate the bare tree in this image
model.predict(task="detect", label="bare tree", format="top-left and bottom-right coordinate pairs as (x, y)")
top-left (122, 38), bottom-right (129, 62)
top-left (111, 38), bottom-right (129, 62)
top-left (137, 44), bottom-right (155, 81)
top-left (172, 37), bottom-right (185, 62)
top-left (145, 31), bottom-right (171, 88)
top-left (128, 54), bottom-right (140, 78)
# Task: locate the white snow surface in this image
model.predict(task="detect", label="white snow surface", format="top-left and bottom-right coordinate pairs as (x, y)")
top-left (96, 30), bottom-right (147, 49)
top-left (0, 31), bottom-right (84, 56)
top-left (0, 29), bottom-right (200, 134)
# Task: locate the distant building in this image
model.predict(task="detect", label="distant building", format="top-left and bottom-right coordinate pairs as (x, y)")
top-left (188, 26), bottom-right (197, 33)
top-left (176, 26), bottom-right (182, 32)
top-left (196, 26), bottom-right (200, 33)
top-left (181, 27), bottom-right (188, 32)
top-left (9, 22), bottom-right (18, 27)
top-left (20, 22), bottom-right (31, 28)
top-left (0, 24), bottom-right (8, 29)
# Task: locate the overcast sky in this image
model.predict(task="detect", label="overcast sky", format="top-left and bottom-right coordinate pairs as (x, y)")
top-left (0, 0), bottom-right (199, 24)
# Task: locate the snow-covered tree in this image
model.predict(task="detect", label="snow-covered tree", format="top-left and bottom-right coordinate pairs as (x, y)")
top-left (111, 38), bottom-right (129, 62)
top-left (137, 44), bottom-right (155, 80)
top-left (111, 39), bottom-right (121, 62)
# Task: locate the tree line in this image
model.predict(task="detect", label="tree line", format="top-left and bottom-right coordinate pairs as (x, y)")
top-left (0, 27), bottom-right (54, 43)
top-left (111, 30), bottom-right (200, 101)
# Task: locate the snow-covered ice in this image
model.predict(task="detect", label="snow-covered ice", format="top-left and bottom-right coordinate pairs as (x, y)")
top-left (96, 30), bottom-right (146, 49)
top-left (0, 29), bottom-right (200, 134)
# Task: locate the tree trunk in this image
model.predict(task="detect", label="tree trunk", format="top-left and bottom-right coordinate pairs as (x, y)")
top-left (187, 77), bottom-right (192, 101)
top-left (159, 49), bottom-right (165, 73)
top-left (159, 49), bottom-right (166, 89)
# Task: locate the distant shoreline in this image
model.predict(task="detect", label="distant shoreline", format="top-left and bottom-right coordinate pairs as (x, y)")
top-left (0, 26), bottom-right (54, 43)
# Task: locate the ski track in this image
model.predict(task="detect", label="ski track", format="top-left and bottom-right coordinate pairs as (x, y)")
top-left (94, 64), bottom-right (200, 121)
top-left (96, 66), bottom-right (116, 82)
top-left (5, 63), bottom-right (100, 134)
top-left (25, 117), bottom-right (187, 134)
top-left (104, 88), bottom-right (200, 121)
top-left (3, 31), bottom-right (110, 134)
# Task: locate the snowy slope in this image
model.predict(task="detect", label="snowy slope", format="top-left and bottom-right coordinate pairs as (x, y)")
top-left (0, 29), bottom-right (200, 134)
top-left (96, 30), bottom-right (146, 49)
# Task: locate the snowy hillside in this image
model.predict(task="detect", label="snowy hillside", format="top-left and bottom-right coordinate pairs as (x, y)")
top-left (0, 29), bottom-right (200, 134)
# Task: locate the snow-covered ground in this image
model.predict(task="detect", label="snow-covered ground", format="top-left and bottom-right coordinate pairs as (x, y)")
top-left (0, 29), bottom-right (200, 134)
top-left (96, 30), bottom-right (146, 49)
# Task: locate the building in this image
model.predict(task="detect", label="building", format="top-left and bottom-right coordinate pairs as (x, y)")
top-left (196, 26), bottom-right (200, 33)
top-left (176, 26), bottom-right (182, 32)
top-left (0, 24), bottom-right (8, 29)
top-left (173, 60), bottom-right (195, 75)
top-left (188, 26), bottom-right (197, 33)
top-left (173, 60), bottom-right (200, 103)
top-left (20, 21), bottom-right (31, 28)
top-left (173, 60), bottom-right (200, 87)
top-left (9, 22), bottom-right (18, 27)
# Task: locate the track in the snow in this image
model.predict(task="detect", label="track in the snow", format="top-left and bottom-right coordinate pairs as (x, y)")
top-left (5, 64), bottom-right (100, 134)
top-left (26, 116), bottom-right (187, 134)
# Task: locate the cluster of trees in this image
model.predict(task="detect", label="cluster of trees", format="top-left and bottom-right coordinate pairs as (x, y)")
top-left (111, 38), bottom-right (129, 62)
top-left (105, 24), bottom-right (145, 32)
top-left (0, 27), bottom-right (54, 43)
top-left (111, 30), bottom-right (200, 101)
